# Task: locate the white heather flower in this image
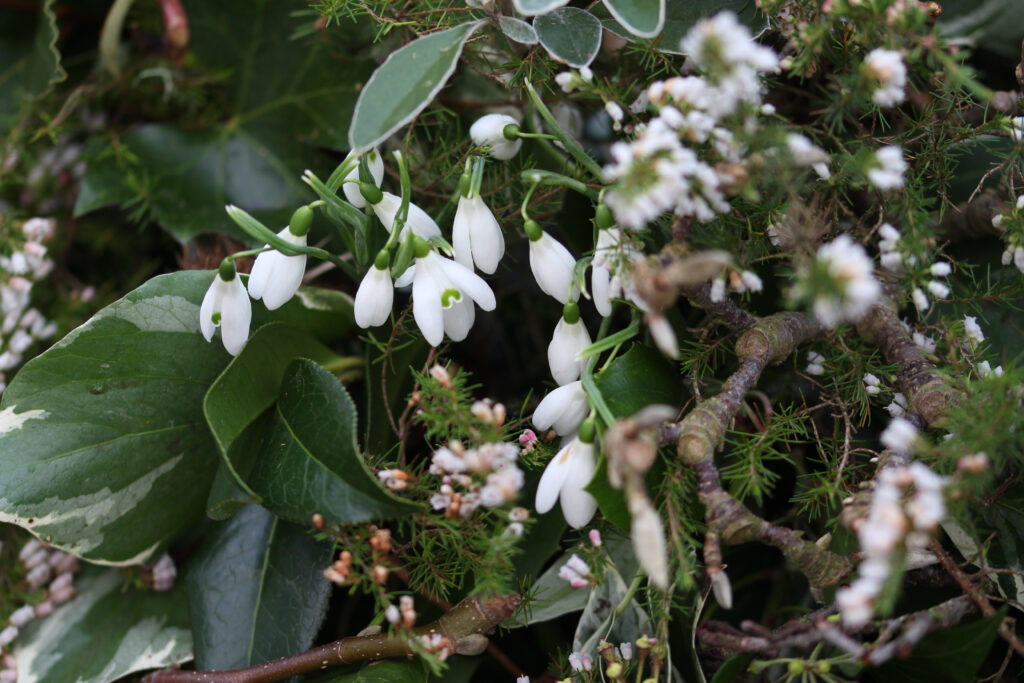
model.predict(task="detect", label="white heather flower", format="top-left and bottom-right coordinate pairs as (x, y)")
top-left (808, 235), bottom-right (882, 328)
top-left (557, 553), bottom-right (592, 588)
top-left (911, 287), bottom-right (929, 312)
top-left (963, 315), bottom-right (984, 343)
top-left (864, 48), bottom-right (907, 107)
top-left (885, 392), bottom-right (908, 418)
top-left (470, 114), bottom-right (521, 161)
top-left (605, 101), bottom-right (624, 123)
top-left (200, 269), bottom-right (252, 356)
top-left (926, 280), bottom-right (949, 299)
top-left (786, 134), bottom-right (830, 179)
top-left (533, 380), bottom-right (589, 436)
top-left (548, 314), bottom-right (591, 385)
top-left (247, 227), bottom-right (307, 310)
top-left (452, 194), bottom-right (504, 274)
top-left (529, 231), bottom-right (579, 303)
top-left (535, 436), bottom-right (598, 529)
top-left (371, 192), bottom-right (442, 240)
top-left (9, 605), bottom-right (34, 628)
top-left (1008, 116), bottom-right (1024, 142)
top-left (411, 251), bottom-right (495, 346)
top-left (480, 466), bottom-right (525, 507)
top-left (0, 626), bottom-right (17, 648)
top-left (620, 642), bottom-right (633, 660)
top-left (354, 264), bottom-right (394, 328)
top-left (342, 149), bottom-right (385, 208)
top-left (555, 71), bottom-right (576, 93)
top-left (881, 417), bottom-right (918, 452)
top-left (568, 652), bottom-right (593, 672)
top-left (863, 373), bottom-right (881, 395)
top-left (805, 350), bottom-right (825, 376)
top-left (912, 332), bottom-right (936, 354)
top-left (930, 261), bottom-right (951, 277)
top-left (867, 146), bottom-right (907, 191)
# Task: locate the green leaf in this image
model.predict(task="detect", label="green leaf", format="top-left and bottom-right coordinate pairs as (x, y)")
top-left (939, 0), bottom-right (1024, 59)
top-left (535, 8), bottom-right (603, 69)
top-left (572, 563), bottom-right (651, 655)
top-left (507, 551), bottom-right (590, 627)
top-left (601, 0), bottom-right (665, 38)
top-left (363, 331), bottom-right (430, 456)
top-left (0, 271), bottom-right (355, 564)
top-left (511, 0), bottom-right (569, 16)
top-left (586, 455), bottom-right (630, 530)
top-left (13, 568), bottom-right (192, 683)
top-left (595, 0), bottom-right (768, 54)
top-left (203, 322), bottom-right (343, 519)
top-left (247, 359), bottom-right (421, 524)
top-left (75, 0), bottom-right (375, 242)
top-left (594, 344), bottom-right (685, 417)
top-left (873, 609), bottom-right (1006, 683)
top-left (188, 504), bottom-right (334, 671)
top-left (349, 22), bottom-right (482, 153)
top-left (0, 0), bottom-right (64, 130)
top-left (498, 16), bottom-right (539, 45)
top-left (709, 655), bottom-right (753, 683)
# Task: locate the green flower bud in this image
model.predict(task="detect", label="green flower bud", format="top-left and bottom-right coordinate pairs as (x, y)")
top-left (373, 249), bottom-right (390, 271)
top-left (502, 123), bottom-right (521, 141)
top-left (218, 258), bottom-right (237, 281)
top-left (412, 235), bottom-right (431, 259)
top-left (360, 182), bottom-right (383, 206)
top-left (289, 205), bottom-right (314, 237)
top-left (595, 204), bottom-right (614, 230)
top-left (562, 301), bottom-right (580, 324)
top-left (578, 417), bottom-right (596, 444)
top-left (524, 219), bottom-right (542, 242)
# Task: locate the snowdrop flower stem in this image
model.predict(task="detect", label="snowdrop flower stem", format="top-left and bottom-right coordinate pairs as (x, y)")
top-left (524, 80), bottom-right (604, 179)
top-left (520, 169), bottom-right (595, 198)
top-left (225, 204), bottom-right (348, 271)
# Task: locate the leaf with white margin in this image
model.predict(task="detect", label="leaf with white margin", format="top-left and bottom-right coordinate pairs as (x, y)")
top-left (601, 0), bottom-right (665, 39)
top-left (13, 568), bottom-right (192, 683)
top-left (572, 563), bottom-right (651, 656)
top-left (511, 0), bottom-right (569, 16)
top-left (535, 8), bottom-right (602, 69)
top-left (499, 16), bottom-right (539, 45)
top-left (349, 22), bottom-right (483, 153)
top-left (0, 271), bottom-right (354, 565)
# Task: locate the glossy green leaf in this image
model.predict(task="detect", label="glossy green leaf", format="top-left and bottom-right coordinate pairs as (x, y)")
top-left (940, 0), bottom-right (1024, 59)
top-left (511, 0), bottom-right (569, 15)
top-left (535, 8), bottom-right (602, 69)
top-left (188, 504), bottom-right (334, 671)
top-left (596, 0), bottom-right (768, 54)
top-left (585, 455), bottom-right (630, 530)
top-left (0, 0), bottom-right (64, 130)
top-left (594, 344), bottom-right (685, 417)
top-left (873, 609), bottom-right (1006, 683)
top-left (203, 322), bottom-right (342, 518)
top-left (247, 359), bottom-right (420, 524)
top-left (13, 568), bottom-right (192, 683)
top-left (0, 271), bottom-right (355, 564)
top-left (602, 0), bottom-right (665, 38)
top-left (499, 16), bottom-right (539, 45)
top-left (75, 0), bottom-right (375, 241)
top-left (349, 22), bottom-right (482, 153)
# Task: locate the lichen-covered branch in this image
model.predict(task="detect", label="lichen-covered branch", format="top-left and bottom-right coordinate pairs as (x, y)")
top-left (143, 594), bottom-right (521, 683)
top-left (856, 299), bottom-right (959, 427)
top-left (675, 312), bottom-right (854, 589)
top-left (935, 189), bottom-right (1006, 243)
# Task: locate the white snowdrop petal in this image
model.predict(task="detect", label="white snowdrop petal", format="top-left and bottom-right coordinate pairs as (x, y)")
top-left (468, 197), bottom-right (504, 274)
top-left (412, 261), bottom-right (445, 347)
top-left (199, 277), bottom-right (218, 342)
top-left (535, 441), bottom-right (575, 514)
top-left (443, 296), bottom-right (476, 342)
top-left (219, 277), bottom-right (252, 356)
top-left (548, 318), bottom-right (591, 385)
top-left (452, 197), bottom-right (475, 271)
top-left (560, 442), bottom-right (598, 528)
top-left (530, 232), bottom-right (578, 303)
top-left (437, 256), bottom-right (496, 311)
top-left (354, 266), bottom-right (394, 328)
top-left (533, 381), bottom-right (585, 432)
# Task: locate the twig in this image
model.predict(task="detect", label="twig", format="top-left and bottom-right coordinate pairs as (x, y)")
top-left (143, 594), bottom-right (522, 683)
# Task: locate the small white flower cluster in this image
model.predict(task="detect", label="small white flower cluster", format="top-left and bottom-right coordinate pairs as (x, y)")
top-left (805, 234), bottom-right (882, 328)
top-left (1007, 116), bottom-right (1024, 142)
top-left (863, 372), bottom-right (881, 395)
top-left (963, 314), bottom-right (985, 345)
top-left (885, 392), bottom-right (908, 418)
top-left (805, 350), bottom-right (825, 376)
top-left (880, 416), bottom-right (918, 453)
top-left (709, 267), bottom-right (763, 303)
top-left (603, 11), bottom-right (778, 230)
top-left (557, 554), bottom-right (592, 588)
top-left (837, 463), bottom-right (946, 628)
top-left (877, 223), bottom-right (904, 271)
top-left (863, 48), bottom-right (907, 108)
top-left (0, 217), bottom-right (59, 393)
top-left (867, 146), bottom-right (908, 191)
top-left (786, 134), bottom-right (831, 179)
top-left (150, 552), bottom-right (177, 592)
top-left (993, 194), bottom-right (1024, 273)
top-left (568, 651), bottom-right (594, 672)
top-left (428, 440), bottom-right (525, 516)
top-left (0, 538), bottom-right (81, 660)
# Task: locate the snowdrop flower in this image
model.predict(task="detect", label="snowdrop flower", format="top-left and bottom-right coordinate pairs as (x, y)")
top-left (525, 220), bottom-right (579, 303)
top-left (470, 114), bottom-right (522, 161)
top-left (867, 146), bottom-right (907, 190)
top-left (591, 225), bottom-right (645, 316)
top-left (548, 302), bottom-right (591, 385)
top-left (453, 193), bottom-right (504, 274)
top-left (533, 380), bottom-right (589, 436)
top-left (200, 262), bottom-right (252, 356)
top-left (342, 149), bottom-right (385, 208)
top-left (247, 208), bottom-right (312, 310)
top-left (410, 239), bottom-right (495, 347)
top-left (864, 48), bottom-right (907, 107)
top-left (354, 252), bottom-right (394, 328)
top-left (369, 192), bottom-right (441, 240)
top-left (535, 429), bottom-right (599, 529)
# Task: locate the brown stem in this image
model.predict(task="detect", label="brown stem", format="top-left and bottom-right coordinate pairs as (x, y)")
top-left (143, 594), bottom-right (521, 683)
top-left (681, 282), bottom-right (757, 332)
top-left (935, 189), bottom-right (1007, 243)
top-left (856, 299), bottom-right (959, 428)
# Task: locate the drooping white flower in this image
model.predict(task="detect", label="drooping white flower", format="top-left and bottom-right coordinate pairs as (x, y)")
top-left (535, 435), bottom-right (598, 529)
top-left (247, 227), bottom-right (307, 310)
top-left (548, 304), bottom-right (591, 385)
top-left (867, 146), bottom-right (907, 190)
top-left (371, 192), bottom-right (441, 240)
top-left (592, 228), bottom-right (646, 316)
top-left (528, 228), bottom-right (579, 303)
top-left (864, 48), bottom-right (907, 107)
top-left (452, 194), bottom-right (504, 274)
top-left (342, 149), bottom-right (385, 208)
top-left (470, 114), bottom-right (522, 161)
top-left (200, 267), bottom-right (252, 356)
top-left (629, 497), bottom-right (669, 589)
top-left (963, 315), bottom-right (985, 343)
top-left (411, 248), bottom-right (495, 347)
top-left (533, 380), bottom-right (588, 436)
top-left (354, 263), bottom-right (394, 328)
